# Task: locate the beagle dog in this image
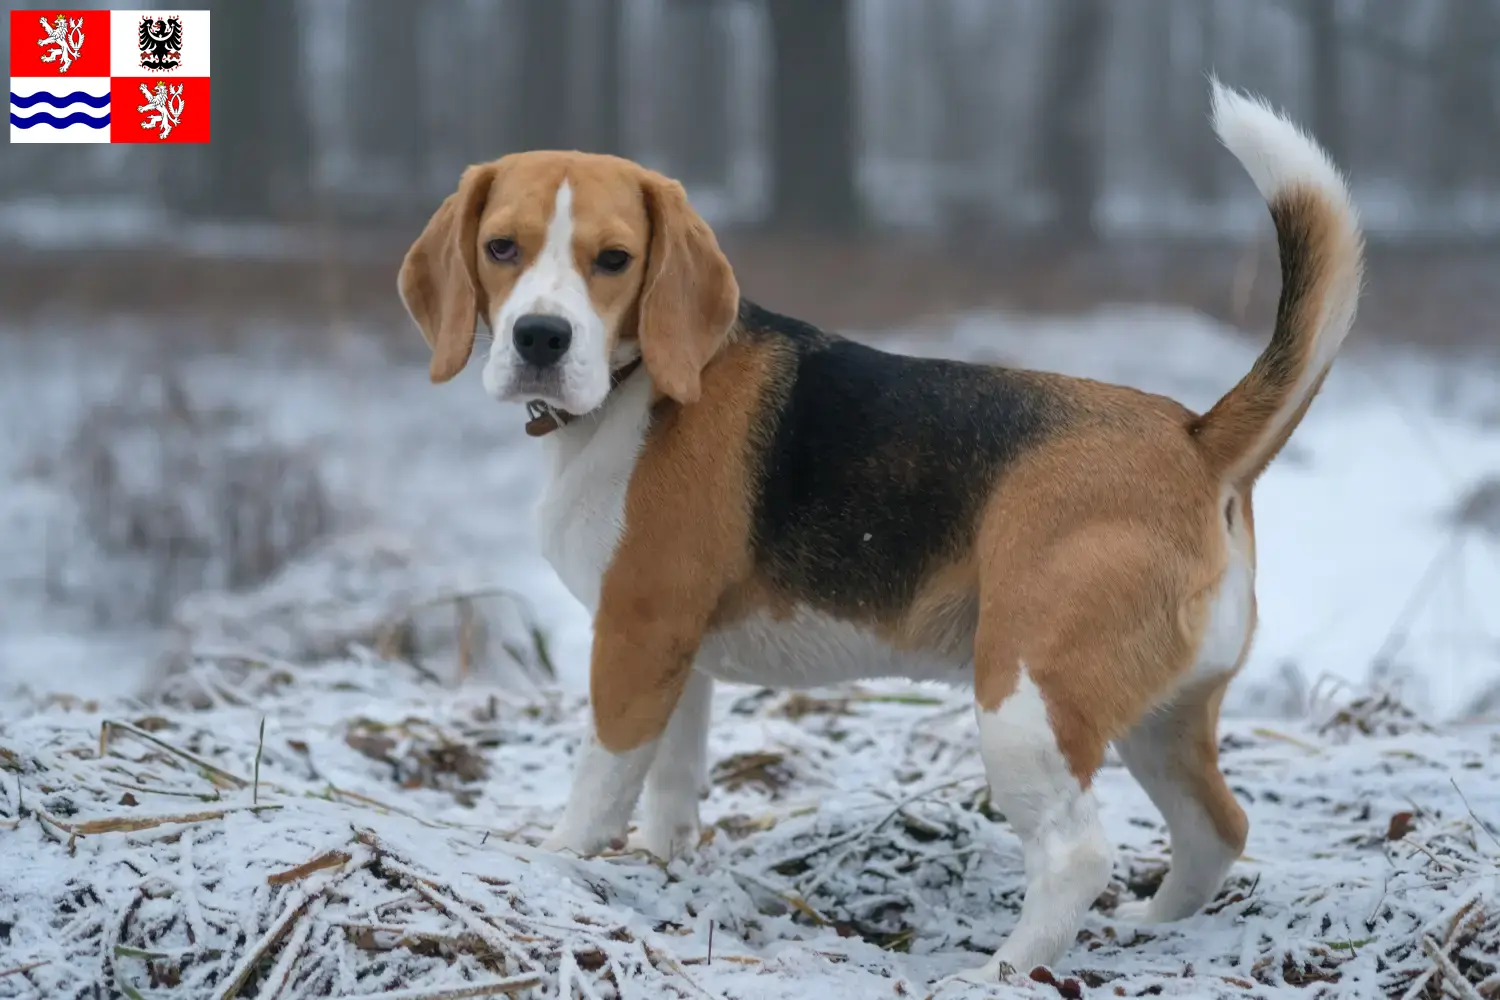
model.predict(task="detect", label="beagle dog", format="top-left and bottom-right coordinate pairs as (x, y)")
top-left (399, 81), bottom-right (1363, 982)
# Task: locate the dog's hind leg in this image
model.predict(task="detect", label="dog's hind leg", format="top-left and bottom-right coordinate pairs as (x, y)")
top-left (954, 665), bottom-right (1115, 983)
top-left (951, 522), bottom-right (1210, 983)
top-left (1113, 675), bottom-right (1247, 923)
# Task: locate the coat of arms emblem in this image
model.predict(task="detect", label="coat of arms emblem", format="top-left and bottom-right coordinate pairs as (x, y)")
top-left (137, 81), bottom-right (185, 140)
top-left (37, 14), bottom-right (86, 73)
top-left (138, 15), bottom-right (183, 72)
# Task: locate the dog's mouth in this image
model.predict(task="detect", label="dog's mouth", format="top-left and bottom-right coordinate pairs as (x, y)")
top-left (498, 371), bottom-right (609, 434)
top-left (502, 371), bottom-right (563, 406)
top-left (520, 391), bottom-right (599, 439)
top-left (517, 357), bottom-right (644, 438)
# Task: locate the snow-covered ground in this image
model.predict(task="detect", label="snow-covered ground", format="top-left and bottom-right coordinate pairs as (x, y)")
top-left (2, 649), bottom-right (1498, 998)
top-left (2, 306), bottom-right (1499, 997)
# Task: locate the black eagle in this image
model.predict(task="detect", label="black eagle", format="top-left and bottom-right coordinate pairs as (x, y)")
top-left (138, 15), bottom-right (183, 71)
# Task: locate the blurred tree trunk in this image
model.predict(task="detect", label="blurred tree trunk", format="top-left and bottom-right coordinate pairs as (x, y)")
top-left (1181, 0), bottom-right (1219, 202)
top-left (766, 0), bottom-right (860, 234)
top-left (1304, 0), bottom-right (1347, 170)
top-left (1032, 0), bottom-right (1109, 245)
top-left (168, 0), bottom-right (311, 218)
top-left (589, 0), bottom-right (623, 156)
top-left (1432, 0), bottom-right (1499, 191)
top-left (668, 0), bottom-right (729, 185)
top-left (351, 0), bottom-right (424, 188)
top-left (517, 0), bottom-right (571, 150)
top-left (928, 2), bottom-right (991, 238)
top-left (1142, 0), bottom-right (1176, 190)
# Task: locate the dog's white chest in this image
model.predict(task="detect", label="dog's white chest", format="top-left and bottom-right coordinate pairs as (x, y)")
top-left (534, 377), bottom-right (653, 613)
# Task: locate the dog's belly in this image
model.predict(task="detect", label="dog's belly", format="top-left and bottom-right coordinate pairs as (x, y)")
top-left (696, 605), bottom-right (972, 689)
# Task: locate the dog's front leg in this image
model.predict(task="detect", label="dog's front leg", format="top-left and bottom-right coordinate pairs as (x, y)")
top-left (543, 594), bottom-right (705, 857)
top-left (635, 669), bottom-right (713, 859)
top-left (544, 734), bottom-right (655, 856)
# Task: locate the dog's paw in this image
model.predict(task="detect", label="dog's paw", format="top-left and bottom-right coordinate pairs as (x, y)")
top-left (631, 815), bottom-right (701, 862)
top-left (932, 961), bottom-right (1028, 993)
top-left (633, 792), bottom-right (702, 861)
top-left (1112, 898), bottom-right (1161, 925)
top-left (540, 823), bottom-right (627, 858)
top-left (636, 779), bottom-right (704, 861)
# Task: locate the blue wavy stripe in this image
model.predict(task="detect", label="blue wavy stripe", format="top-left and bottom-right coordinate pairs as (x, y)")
top-left (10, 110), bottom-right (110, 128)
top-left (10, 90), bottom-right (111, 109)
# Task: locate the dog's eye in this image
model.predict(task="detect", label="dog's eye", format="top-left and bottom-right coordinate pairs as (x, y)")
top-left (486, 238), bottom-right (518, 264)
top-left (595, 249), bottom-right (631, 274)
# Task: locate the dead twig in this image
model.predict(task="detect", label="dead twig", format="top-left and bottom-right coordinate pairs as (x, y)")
top-left (404, 876), bottom-right (538, 975)
top-left (457, 596), bottom-right (476, 684)
top-left (1450, 777), bottom-right (1500, 851)
top-left (798, 774), bottom-right (977, 897)
top-left (36, 803), bottom-right (282, 835)
top-left (1420, 933), bottom-right (1483, 1000)
top-left (267, 849), bottom-right (355, 886)
top-left (0, 959), bottom-right (50, 979)
top-left (99, 720), bottom-right (250, 790)
top-left (645, 940), bottom-right (726, 1000)
top-left (257, 896), bottom-right (324, 1000)
top-left (220, 849), bottom-right (367, 999)
top-left (218, 888), bottom-right (319, 1000)
top-left (333, 975), bottom-right (544, 1000)
top-left (253, 716), bottom-right (266, 805)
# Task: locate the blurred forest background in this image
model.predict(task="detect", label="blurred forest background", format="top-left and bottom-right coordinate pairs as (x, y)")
top-left (3, 0), bottom-right (1499, 345)
top-left (4, 0), bottom-right (1500, 714)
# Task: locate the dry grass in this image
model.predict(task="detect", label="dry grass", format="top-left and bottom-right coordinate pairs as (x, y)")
top-left (60, 369), bottom-right (332, 626)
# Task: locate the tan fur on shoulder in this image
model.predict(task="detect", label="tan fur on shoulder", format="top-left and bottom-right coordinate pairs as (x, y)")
top-left (589, 337), bottom-right (773, 752)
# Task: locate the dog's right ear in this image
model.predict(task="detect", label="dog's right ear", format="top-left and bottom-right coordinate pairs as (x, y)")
top-left (399, 163), bottom-right (499, 384)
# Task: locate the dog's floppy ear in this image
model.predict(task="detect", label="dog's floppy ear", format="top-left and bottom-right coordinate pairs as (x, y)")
top-left (399, 163), bottom-right (499, 384)
top-left (636, 171), bottom-right (740, 405)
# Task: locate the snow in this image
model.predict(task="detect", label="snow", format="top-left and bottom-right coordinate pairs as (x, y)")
top-left (1, 659), bottom-right (1497, 997)
top-left (2, 305), bottom-right (1500, 996)
top-left (0, 199), bottom-right (320, 259)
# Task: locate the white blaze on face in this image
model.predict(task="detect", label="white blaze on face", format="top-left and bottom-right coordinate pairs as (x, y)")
top-left (482, 179), bottom-right (613, 415)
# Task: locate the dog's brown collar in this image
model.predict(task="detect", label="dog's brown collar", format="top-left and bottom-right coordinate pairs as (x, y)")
top-left (523, 357), bottom-right (645, 438)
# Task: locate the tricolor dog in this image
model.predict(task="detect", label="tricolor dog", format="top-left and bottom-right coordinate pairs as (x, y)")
top-left (399, 81), bottom-right (1363, 981)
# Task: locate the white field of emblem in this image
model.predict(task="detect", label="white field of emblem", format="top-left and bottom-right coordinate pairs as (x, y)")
top-left (137, 81), bottom-right (184, 139)
top-left (38, 15), bottom-right (86, 73)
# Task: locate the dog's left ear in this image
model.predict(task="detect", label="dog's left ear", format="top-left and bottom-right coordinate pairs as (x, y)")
top-left (636, 171), bottom-right (740, 405)
top-left (399, 163), bottom-right (499, 384)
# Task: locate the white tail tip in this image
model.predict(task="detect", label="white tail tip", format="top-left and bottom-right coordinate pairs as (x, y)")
top-left (1208, 76), bottom-right (1354, 214)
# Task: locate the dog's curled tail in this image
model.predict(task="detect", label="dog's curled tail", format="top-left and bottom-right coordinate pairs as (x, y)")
top-left (1191, 78), bottom-right (1365, 489)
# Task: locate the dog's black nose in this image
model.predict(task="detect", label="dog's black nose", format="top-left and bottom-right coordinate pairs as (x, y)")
top-left (513, 314), bottom-right (572, 368)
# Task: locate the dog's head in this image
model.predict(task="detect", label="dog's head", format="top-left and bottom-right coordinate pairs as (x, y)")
top-left (399, 151), bottom-right (740, 414)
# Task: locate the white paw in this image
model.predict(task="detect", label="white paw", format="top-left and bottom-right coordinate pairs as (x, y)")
top-left (633, 811), bottom-right (701, 861)
top-left (1112, 898), bottom-right (1161, 925)
top-left (540, 822), bottom-right (626, 857)
top-left (933, 961), bottom-right (1026, 992)
top-left (635, 790), bottom-right (702, 861)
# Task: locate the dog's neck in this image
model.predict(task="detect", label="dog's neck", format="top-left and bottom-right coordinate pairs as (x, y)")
top-left (524, 357), bottom-right (645, 438)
